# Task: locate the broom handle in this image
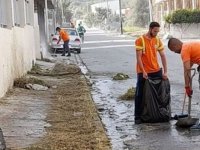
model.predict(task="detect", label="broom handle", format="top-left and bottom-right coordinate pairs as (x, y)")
top-left (188, 68), bottom-right (196, 116)
top-left (188, 96), bottom-right (191, 116)
top-left (182, 92), bottom-right (186, 114)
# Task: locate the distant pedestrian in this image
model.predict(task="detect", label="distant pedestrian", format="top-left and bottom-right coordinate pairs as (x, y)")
top-left (134, 22), bottom-right (168, 124)
top-left (168, 38), bottom-right (200, 97)
top-left (77, 23), bottom-right (86, 43)
top-left (56, 27), bottom-right (71, 56)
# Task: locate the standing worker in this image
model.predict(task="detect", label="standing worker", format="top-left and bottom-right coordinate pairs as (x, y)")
top-left (56, 27), bottom-right (71, 57)
top-left (134, 22), bottom-right (168, 124)
top-left (77, 23), bottom-right (86, 43)
top-left (168, 38), bottom-right (200, 97)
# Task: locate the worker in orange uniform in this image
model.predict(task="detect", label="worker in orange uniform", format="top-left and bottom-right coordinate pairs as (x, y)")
top-left (134, 22), bottom-right (168, 124)
top-left (168, 38), bottom-right (200, 97)
top-left (56, 27), bottom-right (71, 56)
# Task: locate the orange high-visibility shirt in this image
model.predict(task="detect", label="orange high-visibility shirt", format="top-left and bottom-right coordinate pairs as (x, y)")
top-left (59, 29), bottom-right (70, 41)
top-left (181, 42), bottom-right (200, 65)
top-left (135, 35), bottom-right (164, 73)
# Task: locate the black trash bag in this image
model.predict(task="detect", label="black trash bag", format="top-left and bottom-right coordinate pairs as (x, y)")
top-left (141, 78), bottom-right (171, 123)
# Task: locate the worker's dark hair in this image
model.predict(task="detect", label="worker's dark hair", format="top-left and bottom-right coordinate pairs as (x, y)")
top-left (149, 22), bottom-right (160, 29)
top-left (168, 38), bottom-right (177, 48)
top-left (56, 27), bottom-right (61, 31)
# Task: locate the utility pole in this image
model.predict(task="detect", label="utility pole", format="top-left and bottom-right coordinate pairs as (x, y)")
top-left (45, 0), bottom-right (49, 42)
top-left (61, 0), bottom-right (64, 25)
top-left (119, 0), bottom-right (123, 34)
top-left (148, 0), bottom-right (153, 22)
top-left (106, 0), bottom-right (109, 24)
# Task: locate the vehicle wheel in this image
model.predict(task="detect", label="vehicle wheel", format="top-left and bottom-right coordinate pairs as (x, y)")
top-left (51, 48), bottom-right (57, 54)
top-left (77, 48), bottom-right (81, 54)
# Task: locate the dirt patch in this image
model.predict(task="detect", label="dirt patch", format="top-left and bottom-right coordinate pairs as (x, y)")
top-left (119, 87), bottom-right (136, 100)
top-left (21, 63), bottom-right (111, 149)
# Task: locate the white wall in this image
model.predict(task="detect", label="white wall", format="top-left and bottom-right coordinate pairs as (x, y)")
top-left (170, 23), bottom-right (200, 38)
top-left (34, 12), bottom-right (41, 59)
top-left (0, 25), bottom-right (36, 97)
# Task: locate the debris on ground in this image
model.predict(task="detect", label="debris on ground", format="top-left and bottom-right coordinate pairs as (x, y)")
top-left (14, 77), bottom-right (49, 89)
top-left (113, 73), bottom-right (129, 80)
top-left (42, 57), bottom-right (56, 63)
top-left (28, 64), bottom-right (43, 74)
top-left (119, 87), bottom-right (136, 100)
top-left (2, 61), bottom-right (110, 149)
top-left (25, 84), bottom-right (48, 91)
top-left (28, 62), bottom-right (81, 76)
top-left (50, 62), bottom-right (81, 75)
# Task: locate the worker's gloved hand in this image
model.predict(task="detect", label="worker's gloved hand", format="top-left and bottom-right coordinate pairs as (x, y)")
top-left (185, 86), bottom-right (193, 97)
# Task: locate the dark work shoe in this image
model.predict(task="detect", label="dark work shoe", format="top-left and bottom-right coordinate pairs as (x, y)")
top-left (61, 54), bottom-right (65, 56)
top-left (135, 119), bottom-right (142, 124)
top-left (66, 54), bottom-right (71, 57)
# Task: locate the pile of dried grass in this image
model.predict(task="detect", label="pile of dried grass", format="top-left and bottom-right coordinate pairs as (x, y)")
top-left (14, 77), bottom-right (49, 88)
top-left (28, 64), bottom-right (43, 74)
top-left (119, 87), bottom-right (136, 100)
top-left (113, 73), bottom-right (129, 80)
top-left (29, 63), bottom-right (81, 76)
top-left (25, 74), bottom-right (110, 150)
top-left (50, 63), bottom-right (81, 75)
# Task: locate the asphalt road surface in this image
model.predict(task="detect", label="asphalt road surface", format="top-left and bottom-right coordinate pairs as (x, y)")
top-left (79, 29), bottom-right (200, 150)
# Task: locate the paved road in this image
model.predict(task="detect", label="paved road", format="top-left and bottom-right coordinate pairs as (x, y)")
top-left (79, 29), bottom-right (200, 150)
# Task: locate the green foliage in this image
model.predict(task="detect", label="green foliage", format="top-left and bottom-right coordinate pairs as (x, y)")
top-left (123, 0), bottom-right (149, 28)
top-left (165, 9), bottom-right (200, 24)
top-left (84, 7), bottom-right (112, 27)
top-left (56, 0), bottom-right (72, 25)
top-left (84, 13), bottom-right (95, 27)
top-left (123, 26), bottom-right (146, 32)
top-left (95, 7), bottom-right (111, 21)
top-left (164, 14), bottom-right (172, 24)
top-left (132, 0), bottom-right (149, 27)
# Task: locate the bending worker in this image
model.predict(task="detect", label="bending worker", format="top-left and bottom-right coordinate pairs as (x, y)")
top-left (168, 38), bottom-right (200, 97)
top-left (134, 22), bottom-right (168, 124)
top-left (56, 27), bottom-right (71, 57)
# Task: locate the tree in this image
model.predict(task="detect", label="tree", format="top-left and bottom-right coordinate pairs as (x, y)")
top-left (132, 0), bottom-right (149, 27)
top-left (55, 0), bottom-right (72, 25)
top-left (95, 7), bottom-right (111, 24)
top-left (85, 13), bottom-right (95, 27)
top-left (63, 0), bottom-right (72, 22)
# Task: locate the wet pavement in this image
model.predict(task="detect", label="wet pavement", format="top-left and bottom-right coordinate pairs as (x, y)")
top-left (91, 76), bottom-right (200, 150)
top-left (80, 29), bottom-right (200, 150)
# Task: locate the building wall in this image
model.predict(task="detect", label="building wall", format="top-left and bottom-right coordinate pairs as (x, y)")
top-left (34, 0), bottom-right (55, 59)
top-left (37, 3), bottom-right (47, 59)
top-left (34, 12), bottom-right (41, 59)
top-left (170, 23), bottom-right (200, 38)
top-left (153, 0), bottom-right (200, 37)
top-left (0, 26), bottom-right (36, 97)
top-left (0, 0), bottom-right (55, 97)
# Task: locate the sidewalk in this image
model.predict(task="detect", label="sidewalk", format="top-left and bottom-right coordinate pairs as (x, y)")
top-left (0, 55), bottom-right (110, 149)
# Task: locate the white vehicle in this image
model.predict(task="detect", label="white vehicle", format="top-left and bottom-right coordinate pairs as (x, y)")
top-left (50, 28), bottom-right (81, 53)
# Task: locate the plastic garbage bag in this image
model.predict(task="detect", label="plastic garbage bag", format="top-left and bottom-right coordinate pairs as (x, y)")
top-left (141, 78), bottom-right (171, 123)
